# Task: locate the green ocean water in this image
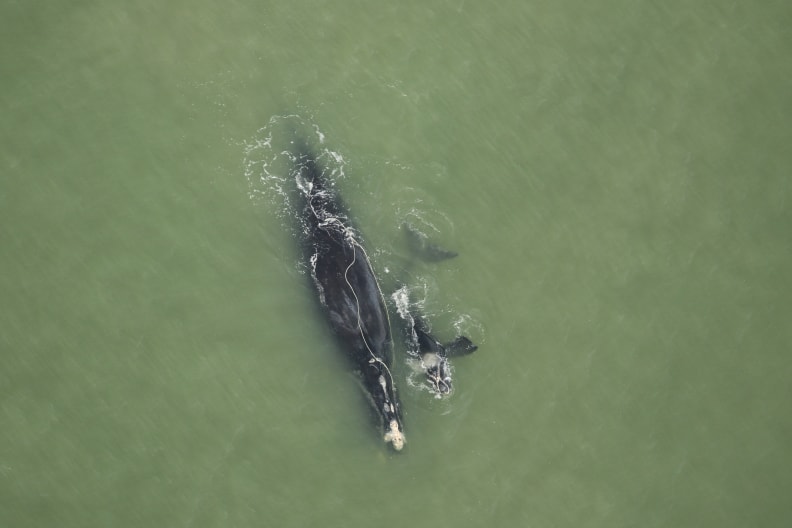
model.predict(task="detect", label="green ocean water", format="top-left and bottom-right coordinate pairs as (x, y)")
top-left (2, 1), bottom-right (791, 526)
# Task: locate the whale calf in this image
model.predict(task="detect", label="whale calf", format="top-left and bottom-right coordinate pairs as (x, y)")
top-left (408, 315), bottom-right (477, 395)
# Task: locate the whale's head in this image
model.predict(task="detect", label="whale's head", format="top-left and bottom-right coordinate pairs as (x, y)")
top-left (422, 353), bottom-right (452, 395)
top-left (366, 366), bottom-right (405, 452)
top-left (384, 419), bottom-right (405, 451)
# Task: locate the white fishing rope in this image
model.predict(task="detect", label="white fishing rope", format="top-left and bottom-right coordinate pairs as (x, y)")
top-left (303, 172), bottom-right (398, 413)
top-left (342, 235), bottom-right (396, 391)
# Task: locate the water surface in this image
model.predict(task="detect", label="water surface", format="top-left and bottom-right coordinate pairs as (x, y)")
top-left (1, 1), bottom-right (791, 526)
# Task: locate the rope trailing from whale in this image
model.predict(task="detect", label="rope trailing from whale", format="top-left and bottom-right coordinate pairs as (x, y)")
top-left (303, 175), bottom-right (404, 448)
top-left (342, 235), bottom-right (397, 395)
top-left (306, 185), bottom-right (396, 397)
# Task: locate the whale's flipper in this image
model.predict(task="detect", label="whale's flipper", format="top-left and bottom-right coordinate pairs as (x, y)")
top-left (402, 223), bottom-right (458, 262)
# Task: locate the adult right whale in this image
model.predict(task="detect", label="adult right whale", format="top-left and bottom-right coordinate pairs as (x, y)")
top-left (294, 144), bottom-right (405, 451)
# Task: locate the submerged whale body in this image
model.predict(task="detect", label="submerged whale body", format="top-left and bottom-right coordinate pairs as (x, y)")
top-left (294, 146), bottom-right (405, 451)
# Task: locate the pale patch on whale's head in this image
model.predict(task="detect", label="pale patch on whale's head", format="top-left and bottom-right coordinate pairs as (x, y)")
top-left (384, 419), bottom-right (405, 451)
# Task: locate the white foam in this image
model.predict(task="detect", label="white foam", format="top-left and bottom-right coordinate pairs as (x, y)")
top-left (243, 114), bottom-right (348, 237)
